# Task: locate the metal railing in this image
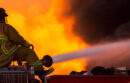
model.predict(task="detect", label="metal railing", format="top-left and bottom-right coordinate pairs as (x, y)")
top-left (0, 71), bottom-right (28, 83)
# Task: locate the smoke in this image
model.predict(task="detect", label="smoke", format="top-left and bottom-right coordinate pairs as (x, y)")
top-left (63, 0), bottom-right (130, 44)
top-left (52, 0), bottom-right (130, 71)
top-left (53, 40), bottom-right (130, 69)
top-left (54, 0), bottom-right (130, 70)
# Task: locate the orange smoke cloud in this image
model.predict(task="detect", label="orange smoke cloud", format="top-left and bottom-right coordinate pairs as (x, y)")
top-left (0, 0), bottom-right (88, 74)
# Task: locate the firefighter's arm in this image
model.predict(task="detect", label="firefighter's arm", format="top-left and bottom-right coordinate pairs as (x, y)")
top-left (7, 25), bottom-right (31, 48)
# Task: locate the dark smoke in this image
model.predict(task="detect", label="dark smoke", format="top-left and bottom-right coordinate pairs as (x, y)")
top-left (64, 0), bottom-right (130, 44)
top-left (63, 0), bottom-right (91, 16)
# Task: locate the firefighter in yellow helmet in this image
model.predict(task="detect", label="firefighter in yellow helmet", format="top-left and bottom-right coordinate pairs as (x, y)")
top-left (0, 8), bottom-right (54, 82)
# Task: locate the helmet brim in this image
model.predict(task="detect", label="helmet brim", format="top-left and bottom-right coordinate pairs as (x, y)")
top-left (0, 13), bottom-right (8, 17)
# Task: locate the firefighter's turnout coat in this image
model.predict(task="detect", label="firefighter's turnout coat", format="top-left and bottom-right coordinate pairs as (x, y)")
top-left (0, 21), bottom-right (45, 77)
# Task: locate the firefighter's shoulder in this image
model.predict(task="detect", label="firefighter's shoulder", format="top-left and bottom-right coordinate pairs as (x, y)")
top-left (5, 24), bottom-right (18, 32)
top-left (6, 24), bottom-right (15, 29)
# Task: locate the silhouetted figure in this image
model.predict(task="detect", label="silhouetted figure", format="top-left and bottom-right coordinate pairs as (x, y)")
top-left (0, 8), bottom-right (54, 82)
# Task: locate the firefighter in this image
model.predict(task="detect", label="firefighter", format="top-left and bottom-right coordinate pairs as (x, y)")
top-left (0, 8), bottom-right (53, 82)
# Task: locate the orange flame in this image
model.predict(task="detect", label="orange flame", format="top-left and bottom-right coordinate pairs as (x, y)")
top-left (0, 0), bottom-right (88, 74)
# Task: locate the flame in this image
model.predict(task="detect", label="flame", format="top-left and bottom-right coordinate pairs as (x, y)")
top-left (0, 0), bottom-right (88, 74)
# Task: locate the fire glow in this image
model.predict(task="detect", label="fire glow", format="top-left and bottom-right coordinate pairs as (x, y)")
top-left (0, 0), bottom-right (88, 74)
